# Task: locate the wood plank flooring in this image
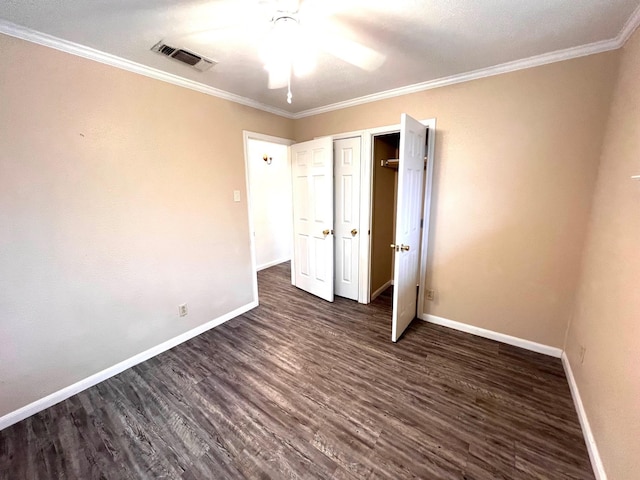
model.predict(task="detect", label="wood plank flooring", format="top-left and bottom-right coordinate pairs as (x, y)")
top-left (0, 262), bottom-right (594, 479)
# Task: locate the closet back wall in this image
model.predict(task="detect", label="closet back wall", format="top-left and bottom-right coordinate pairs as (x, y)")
top-left (370, 136), bottom-right (398, 296)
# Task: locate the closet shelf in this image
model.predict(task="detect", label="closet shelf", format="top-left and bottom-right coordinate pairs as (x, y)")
top-left (382, 159), bottom-right (399, 169)
top-left (381, 157), bottom-right (429, 170)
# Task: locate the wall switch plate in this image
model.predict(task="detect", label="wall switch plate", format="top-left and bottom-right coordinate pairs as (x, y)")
top-left (579, 345), bottom-right (586, 364)
top-left (233, 190), bottom-right (241, 202)
top-left (426, 289), bottom-right (435, 301)
top-left (178, 304), bottom-right (188, 317)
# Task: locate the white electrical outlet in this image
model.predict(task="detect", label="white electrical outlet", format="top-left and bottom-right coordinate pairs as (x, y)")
top-left (233, 190), bottom-right (241, 202)
top-left (426, 289), bottom-right (435, 301)
top-left (579, 346), bottom-right (586, 364)
top-left (178, 304), bottom-right (188, 317)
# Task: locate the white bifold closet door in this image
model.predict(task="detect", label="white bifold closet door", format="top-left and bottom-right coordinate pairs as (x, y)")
top-left (290, 137), bottom-right (334, 302)
top-left (333, 137), bottom-right (361, 301)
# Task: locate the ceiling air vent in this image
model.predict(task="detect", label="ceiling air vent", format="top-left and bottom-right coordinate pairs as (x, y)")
top-left (151, 41), bottom-right (216, 72)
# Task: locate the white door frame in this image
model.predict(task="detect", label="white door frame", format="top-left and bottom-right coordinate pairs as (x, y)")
top-left (417, 119), bottom-right (436, 318)
top-left (245, 118), bottom-right (436, 315)
top-left (330, 118), bottom-right (436, 313)
top-left (242, 131), bottom-right (295, 304)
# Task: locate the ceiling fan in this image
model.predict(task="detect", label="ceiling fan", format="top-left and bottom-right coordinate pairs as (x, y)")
top-left (259, 0), bottom-right (386, 103)
top-left (155, 0), bottom-right (386, 105)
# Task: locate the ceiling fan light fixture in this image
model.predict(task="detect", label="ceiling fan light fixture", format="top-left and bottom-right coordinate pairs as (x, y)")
top-left (259, 16), bottom-right (299, 67)
top-left (259, 12), bottom-right (320, 103)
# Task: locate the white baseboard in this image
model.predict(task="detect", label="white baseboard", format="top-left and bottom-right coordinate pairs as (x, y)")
top-left (420, 313), bottom-right (563, 358)
top-left (371, 279), bottom-right (393, 301)
top-left (561, 353), bottom-right (607, 480)
top-left (0, 300), bottom-right (258, 431)
top-left (257, 258), bottom-right (290, 271)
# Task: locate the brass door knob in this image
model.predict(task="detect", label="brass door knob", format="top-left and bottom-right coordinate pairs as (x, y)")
top-left (400, 244), bottom-right (410, 251)
top-left (323, 229), bottom-right (330, 236)
top-left (390, 244), bottom-right (399, 252)
top-left (351, 229), bottom-right (358, 236)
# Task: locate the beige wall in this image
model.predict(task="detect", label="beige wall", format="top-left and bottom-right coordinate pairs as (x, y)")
top-left (295, 51), bottom-right (620, 348)
top-left (1, 27), bottom-right (636, 477)
top-left (0, 33), bottom-right (293, 417)
top-left (565, 27), bottom-right (640, 480)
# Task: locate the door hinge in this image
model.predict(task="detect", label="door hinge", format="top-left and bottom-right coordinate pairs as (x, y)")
top-left (420, 219), bottom-right (424, 228)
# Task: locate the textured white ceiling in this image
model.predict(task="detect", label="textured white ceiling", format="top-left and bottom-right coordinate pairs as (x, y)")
top-left (1, 0), bottom-right (638, 114)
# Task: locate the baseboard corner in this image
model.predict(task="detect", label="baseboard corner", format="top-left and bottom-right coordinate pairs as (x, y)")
top-left (257, 258), bottom-right (291, 271)
top-left (370, 279), bottom-right (393, 301)
top-left (420, 313), bottom-right (563, 358)
top-left (0, 300), bottom-right (256, 431)
top-left (561, 352), bottom-right (607, 480)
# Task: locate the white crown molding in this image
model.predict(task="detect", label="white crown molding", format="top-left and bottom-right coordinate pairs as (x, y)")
top-left (2, 4), bottom-right (639, 122)
top-left (619, 3), bottom-right (640, 46)
top-left (421, 313), bottom-right (563, 358)
top-left (292, 37), bottom-right (620, 119)
top-left (0, 300), bottom-right (258, 431)
top-left (561, 353), bottom-right (608, 480)
top-left (0, 19), bottom-right (296, 119)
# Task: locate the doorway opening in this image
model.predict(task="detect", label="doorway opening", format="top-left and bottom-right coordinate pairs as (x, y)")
top-left (245, 116), bottom-right (435, 342)
top-left (247, 138), bottom-right (291, 271)
top-left (242, 131), bottom-right (294, 303)
top-left (370, 132), bottom-right (400, 301)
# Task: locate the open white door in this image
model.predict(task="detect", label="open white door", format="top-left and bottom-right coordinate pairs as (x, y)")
top-left (291, 137), bottom-right (335, 302)
top-left (391, 114), bottom-right (427, 342)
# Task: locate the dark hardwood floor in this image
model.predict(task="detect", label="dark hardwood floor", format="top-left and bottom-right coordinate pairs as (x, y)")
top-left (0, 262), bottom-right (594, 479)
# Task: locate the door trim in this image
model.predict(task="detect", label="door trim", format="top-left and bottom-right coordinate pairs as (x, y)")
top-left (308, 117), bottom-right (437, 316)
top-left (352, 119), bottom-right (436, 310)
top-left (242, 131), bottom-right (295, 303)
top-left (417, 118), bottom-right (436, 318)
top-left (363, 124), bottom-right (410, 305)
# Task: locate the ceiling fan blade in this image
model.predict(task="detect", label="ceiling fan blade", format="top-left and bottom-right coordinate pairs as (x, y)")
top-left (268, 66), bottom-right (290, 89)
top-left (322, 35), bottom-right (386, 71)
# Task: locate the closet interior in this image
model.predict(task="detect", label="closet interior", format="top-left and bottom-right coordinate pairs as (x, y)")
top-left (370, 132), bottom-right (400, 299)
